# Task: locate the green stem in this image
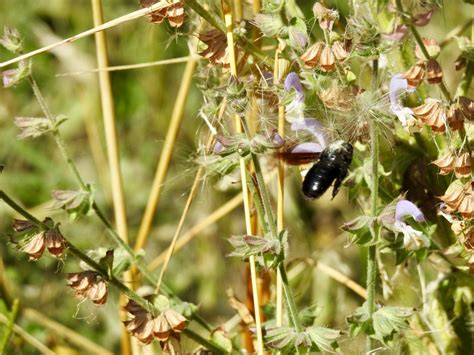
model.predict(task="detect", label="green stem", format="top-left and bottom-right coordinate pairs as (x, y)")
top-left (240, 119), bottom-right (302, 332)
top-left (366, 59), bottom-right (379, 351)
top-left (0, 299), bottom-right (19, 353)
top-left (456, 61), bottom-right (473, 97)
top-left (0, 191), bottom-right (225, 353)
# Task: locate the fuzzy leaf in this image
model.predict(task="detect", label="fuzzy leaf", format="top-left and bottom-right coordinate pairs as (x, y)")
top-left (305, 326), bottom-right (341, 352)
top-left (372, 306), bottom-right (414, 343)
top-left (265, 326), bottom-right (298, 350)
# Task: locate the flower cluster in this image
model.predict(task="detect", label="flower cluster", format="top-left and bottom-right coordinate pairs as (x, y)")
top-left (67, 271), bottom-right (108, 305)
top-left (123, 298), bottom-right (187, 345)
top-left (13, 219), bottom-right (67, 261)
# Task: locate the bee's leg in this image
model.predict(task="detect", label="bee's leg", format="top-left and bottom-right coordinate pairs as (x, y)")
top-left (331, 168), bottom-right (348, 199)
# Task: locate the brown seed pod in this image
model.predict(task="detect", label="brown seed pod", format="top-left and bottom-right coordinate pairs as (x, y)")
top-left (403, 61), bottom-right (426, 88)
top-left (458, 193), bottom-right (474, 219)
top-left (439, 182), bottom-right (467, 210)
top-left (198, 30), bottom-right (229, 66)
top-left (300, 42), bottom-right (324, 68)
top-left (454, 153), bottom-right (472, 178)
top-left (140, 0), bottom-right (185, 28)
top-left (426, 59), bottom-right (443, 85)
top-left (320, 44), bottom-right (335, 72)
top-left (432, 152), bottom-right (455, 175)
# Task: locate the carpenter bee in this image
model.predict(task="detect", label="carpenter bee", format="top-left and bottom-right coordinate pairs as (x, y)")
top-left (278, 140), bottom-right (353, 200)
top-left (302, 140), bottom-right (353, 199)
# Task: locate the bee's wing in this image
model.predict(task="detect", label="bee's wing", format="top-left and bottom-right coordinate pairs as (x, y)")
top-left (275, 151), bottom-right (321, 166)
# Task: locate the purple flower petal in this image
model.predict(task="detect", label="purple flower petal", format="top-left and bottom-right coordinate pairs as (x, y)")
top-left (383, 25), bottom-right (408, 41)
top-left (395, 200), bottom-right (425, 223)
top-left (284, 72), bottom-right (304, 96)
top-left (291, 118), bottom-right (327, 149)
top-left (213, 140), bottom-right (224, 154)
top-left (389, 74), bottom-right (416, 126)
top-left (291, 142), bottom-right (323, 153)
top-left (413, 10), bottom-right (434, 27)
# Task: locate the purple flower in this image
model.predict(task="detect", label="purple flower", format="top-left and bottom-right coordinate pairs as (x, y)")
top-left (413, 10), bottom-right (434, 27)
top-left (394, 200), bottom-right (429, 251)
top-left (291, 118), bottom-right (327, 153)
top-left (389, 74), bottom-right (416, 127)
top-left (284, 72), bottom-right (305, 123)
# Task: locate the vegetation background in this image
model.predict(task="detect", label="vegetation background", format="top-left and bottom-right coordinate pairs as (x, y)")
top-left (0, 0), bottom-right (472, 354)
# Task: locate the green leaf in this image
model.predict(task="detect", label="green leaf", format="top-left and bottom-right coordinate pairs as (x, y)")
top-left (265, 326), bottom-right (298, 350)
top-left (305, 326), bottom-right (341, 352)
top-left (372, 306), bottom-right (414, 344)
top-left (211, 328), bottom-right (232, 353)
top-left (287, 17), bottom-right (308, 52)
top-left (346, 302), bottom-right (372, 337)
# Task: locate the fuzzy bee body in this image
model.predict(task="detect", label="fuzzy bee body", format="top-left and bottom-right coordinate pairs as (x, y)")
top-left (302, 140), bottom-right (353, 200)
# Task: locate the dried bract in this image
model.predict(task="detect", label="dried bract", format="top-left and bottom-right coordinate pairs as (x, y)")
top-left (332, 41), bottom-right (348, 61)
top-left (446, 105), bottom-right (464, 131)
top-left (403, 61), bottom-right (425, 88)
top-left (300, 42), bottom-right (324, 68)
top-left (139, 0), bottom-right (184, 28)
top-left (198, 30), bottom-right (229, 66)
top-left (454, 153), bottom-right (472, 178)
top-left (67, 271), bottom-right (108, 305)
top-left (426, 59), bottom-right (443, 85)
top-left (17, 224), bottom-right (67, 260)
top-left (432, 152), bottom-right (455, 175)
top-left (459, 96), bottom-right (474, 120)
top-left (320, 45), bottom-right (335, 72)
top-left (412, 98), bottom-right (446, 133)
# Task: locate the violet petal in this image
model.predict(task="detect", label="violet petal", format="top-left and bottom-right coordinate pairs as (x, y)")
top-left (291, 142), bottom-right (323, 153)
top-left (395, 200), bottom-right (425, 223)
top-left (291, 118), bottom-right (327, 148)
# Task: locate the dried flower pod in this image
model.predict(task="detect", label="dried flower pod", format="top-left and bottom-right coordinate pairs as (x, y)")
top-left (125, 312), bottom-right (155, 344)
top-left (412, 98), bottom-right (446, 133)
top-left (198, 30), bottom-right (229, 66)
top-left (446, 105), bottom-right (464, 131)
top-left (300, 42), bottom-right (324, 68)
top-left (67, 271), bottom-right (108, 305)
top-left (458, 193), bottom-right (474, 219)
top-left (454, 153), bottom-right (472, 178)
top-left (459, 96), bottom-right (474, 120)
top-left (153, 313), bottom-right (172, 341)
top-left (426, 59), bottom-right (443, 84)
top-left (439, 182), bottom-right (467, 210)
top-left (12, 219), bottom-right (34, 232)
top-left (331, 41), bottom-right (348, 61)
top-left (21, 231), bottom-right (47, 261)
top-left (140, 0), bottom-right (184, 28)
top-left (163, 309), bottom-right (187, 333)
top-left (403, 61), bottom-right (426, 88)
top-left (44, 228), bottom-right (67, 257)
top-left (431, 152), bottom-right (455, 175)
top-left (320, 44), bottom-right (335, 72)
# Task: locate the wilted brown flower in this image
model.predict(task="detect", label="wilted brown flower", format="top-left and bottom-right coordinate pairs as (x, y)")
top-left (198, 30), bottom-right (229, 66)
top-left (320, 44), bottom-right (335, 72)
top-left (432, 152), bottom-right (455, 175)
top-left (18, 225), bottom-right (67, 260)
top-left (459, 96), bottom-right (474, 120)
top-left (415, 38), bottom-right (440, 59)
top-left (12, 219), bottom-right (34, 232)
top-left (67, 271), bottom-right (108, 305)
top-left (426, 59), bottom-right (443, 85)
top-left (300, 42), bottom-right (324, 68)
top-left (455, 56), bottom-right (467, 71)
top-left (446, 105), bottom-right (464, 131)
top-left (403, 61), bottom-right (426, 88)
top-left (412, 98), bottom-right (446, 133)
top-left (454, 153), bottom-right (472, 178)
top-left (139, 0), bottom-right (184, 28)
top-left (458, 193), bottom-right (474, 219)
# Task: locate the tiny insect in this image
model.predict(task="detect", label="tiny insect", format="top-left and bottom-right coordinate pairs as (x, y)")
top-left (302, 140), bottom-right (353, 199)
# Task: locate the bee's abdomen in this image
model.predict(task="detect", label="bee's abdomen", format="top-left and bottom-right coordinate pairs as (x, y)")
top-left (302, 159), bottom-right (338, 199)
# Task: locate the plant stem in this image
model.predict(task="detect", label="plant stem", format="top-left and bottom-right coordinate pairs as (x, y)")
top-left (0, 191), bottom-right (225, 353)
top-left (0, 298), bottom-right (19, 353)
top-left (456, 61), bottom-right (473, 97)
top-left (366, 59), bottom-right (379, 351)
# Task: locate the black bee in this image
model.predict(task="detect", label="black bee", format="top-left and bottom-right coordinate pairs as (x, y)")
top-left (301, 140), bottom-right (353, 200)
